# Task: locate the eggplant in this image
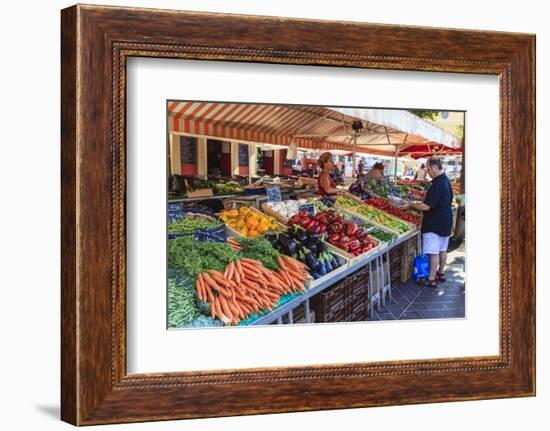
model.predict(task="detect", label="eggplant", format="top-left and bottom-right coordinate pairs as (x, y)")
top-left (308, 243), bottom-right (319, 254)
top-left (319, 262), bottom-right (327, 276)
top-left (268, 237), bottom-right (279, 247)
top-left (324, 254), bottom-right (333, 272)
top-left (278, 233), bottom-right (290, 248)
top-left (305, 252), bottom-right (320, 271)
top-left (285, 240), bottom-right (297, 255)
top-left (308, 232), bottom-right (321, 242)
top-left (311, 272), bottom-right (321, 279)
top-left (298, 231), bottom-right (309, 243)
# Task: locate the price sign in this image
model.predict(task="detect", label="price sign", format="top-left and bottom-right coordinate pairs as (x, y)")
top-left (168, 203), bottom-right (184, 223)
top-left (266, 185), bottom-right (282, 202)
top-left (298, 203), bottom-right (315, 217)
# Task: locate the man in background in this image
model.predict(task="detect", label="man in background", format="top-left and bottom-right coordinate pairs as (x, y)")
top-left (304, 163), bottom-right (316, 177)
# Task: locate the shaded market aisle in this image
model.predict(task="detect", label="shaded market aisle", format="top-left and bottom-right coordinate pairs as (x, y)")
top-left (369, 242), bottom-right (465, 321)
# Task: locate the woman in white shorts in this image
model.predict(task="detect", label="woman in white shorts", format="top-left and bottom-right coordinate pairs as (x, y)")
top-left (401, 158), bottom-right (453, 287)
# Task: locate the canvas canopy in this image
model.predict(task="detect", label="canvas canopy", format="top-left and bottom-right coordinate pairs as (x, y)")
top-left (168, 102), bottom-right (462, 157)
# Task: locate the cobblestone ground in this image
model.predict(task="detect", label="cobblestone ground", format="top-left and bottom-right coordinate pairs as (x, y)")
top-left (368, 242), bottom-right (465, 321)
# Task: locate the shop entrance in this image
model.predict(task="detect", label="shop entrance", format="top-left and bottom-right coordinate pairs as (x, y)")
top-left (207, 139), bottom-right (232, 177)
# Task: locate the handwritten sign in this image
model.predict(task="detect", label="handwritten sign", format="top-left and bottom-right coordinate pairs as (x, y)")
top-left (179, 136), bottom-right (197, 164)
top-left (168, 203), bottom-right (184, 223)
top-left (298, 203), bottom-right (315, 218)
top-left (266, 185), bottom-right (282, 202)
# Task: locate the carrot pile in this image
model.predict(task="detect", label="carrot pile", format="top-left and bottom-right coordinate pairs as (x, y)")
top-left (226, 237), bottom-right (242, 252)
top-left (195, 256), bottom-right (311, 325)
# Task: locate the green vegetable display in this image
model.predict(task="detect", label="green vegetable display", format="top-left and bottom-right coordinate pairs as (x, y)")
top-left (336, 196), bottom-right (412, 234)
top-left (168, 215), bottom-right (222, 235)
top-left (365, 178), bottom-right (391, 197)
top-left (188, 178), bottom-right (217, 191)
top-left (368, 227), bottom-right (398, 243)
top-left (168, 237), bottom-right (239, 278)
top-left (237, 237), bottom-right (282, 271)
top-left (168, 277), bottom-right (199, 328)
top-left (213, 181), bottom-right (245, 195)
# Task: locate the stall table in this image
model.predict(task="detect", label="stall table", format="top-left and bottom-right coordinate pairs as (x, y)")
top-left (250, 229), bottom-right (420, 325)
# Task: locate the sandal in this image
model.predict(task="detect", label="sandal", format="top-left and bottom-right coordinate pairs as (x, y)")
top-left (436, 271), bottom-right (446, 282)
top-left (416, 277), bottom-right (438, 288)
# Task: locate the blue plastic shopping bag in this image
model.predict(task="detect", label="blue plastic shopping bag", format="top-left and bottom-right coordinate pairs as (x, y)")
top-left (413, 254), bottom-right (430, 280)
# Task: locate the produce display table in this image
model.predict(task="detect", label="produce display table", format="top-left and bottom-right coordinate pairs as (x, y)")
top-left (250, 229), bottom-right (420, 325)
top-left (169, 193), bottom-right (244, 203)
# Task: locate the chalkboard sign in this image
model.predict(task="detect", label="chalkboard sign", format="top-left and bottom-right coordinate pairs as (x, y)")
top-left (238, 144), bottom-right (249, 167)
top-left (298, 203), bottom-right (315, 218)
top-left (266, 185), bottom-right (282, 202)
top-left (179, 136), bottom-right (197, 164)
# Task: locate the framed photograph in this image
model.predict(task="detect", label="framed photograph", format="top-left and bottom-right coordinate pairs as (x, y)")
top-left (61, 4), bottom-right (535, 425)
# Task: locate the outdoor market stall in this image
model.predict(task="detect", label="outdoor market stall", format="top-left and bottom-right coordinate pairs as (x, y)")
top-left (166, 103), bottom-right (464, 328)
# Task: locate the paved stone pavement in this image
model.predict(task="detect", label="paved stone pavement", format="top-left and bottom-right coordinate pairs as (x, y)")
top-left (368, 242), bottom-right (465, 321)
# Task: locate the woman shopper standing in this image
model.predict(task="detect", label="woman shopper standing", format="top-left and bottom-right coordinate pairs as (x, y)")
top-left (402, 158), bottom-right (453, 287)
top-left (317, 152), bottom-right (339, 196)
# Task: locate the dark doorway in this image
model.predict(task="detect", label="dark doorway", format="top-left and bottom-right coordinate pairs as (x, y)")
top-left (207, 139), bottom-right (223, 176)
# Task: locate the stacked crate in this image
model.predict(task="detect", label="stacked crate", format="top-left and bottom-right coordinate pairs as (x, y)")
top-left (400, 237), bottom-right (418, 283)
top-left (389, 244), bottom-right (404, 288)
top-left (310, 266), bottom-right (370, 323)
top-left (278, 303), bottom-right (315, 324)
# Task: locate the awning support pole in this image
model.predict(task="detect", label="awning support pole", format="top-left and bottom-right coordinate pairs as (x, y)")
top-left (352, 134), bottom-right (357, 178)
top-left (393, 144), bottom-right (399, 181)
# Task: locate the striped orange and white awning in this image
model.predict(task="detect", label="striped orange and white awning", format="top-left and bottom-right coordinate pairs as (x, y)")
top-left (168, 102), bottom-right (363, 152)
top-left (167, 102), bottom-right (462, 156)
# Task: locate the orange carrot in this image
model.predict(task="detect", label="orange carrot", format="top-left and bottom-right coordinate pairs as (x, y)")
top-left (286, 255), bottom-right (307, 270)
top-left (202, 272), bottom-right (223, 291)
top-left (240, 261), bottom-right (260, 271)
top-left (241, 258), bottom-right (263, 267)
top-left (235, 260), bottom-right (245, 278)
top-left (209, 299), bottom-right (216, 319)
top-left (226, 262), bottom-right (235, 281)
top-left (195, 279), bottom-right (203, 302)
top-left (242, 268), bottom-right (259, 279)
top-left (233, 266), bottom-right (241, 284)
top-left (218, 295), bottom-right (234, 321)
top-left (213, 297), bottom-right (224, 322)
top-left (209, 270), bottom-right (229, 285)
top-left (204, 283), bottom-right (215, 304)
top-left (228, 300), bottom-right (243, 320)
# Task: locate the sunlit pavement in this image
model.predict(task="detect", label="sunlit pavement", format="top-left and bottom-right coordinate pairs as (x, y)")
top-left (368, 242), bottom-right (466, 321)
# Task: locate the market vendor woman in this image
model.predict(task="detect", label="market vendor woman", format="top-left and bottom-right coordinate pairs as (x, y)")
top-left (317, 152), bottom-right (339, 196)
top-left (402, 157), bottom-right (453, 287)
top-left (365, 162), bottom-right (385, 181)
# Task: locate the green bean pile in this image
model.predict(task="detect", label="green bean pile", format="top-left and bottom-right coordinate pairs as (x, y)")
top-left (167, 278), bottom-right (199, 328)
top-left (168, 216), bottom-right (222, 235)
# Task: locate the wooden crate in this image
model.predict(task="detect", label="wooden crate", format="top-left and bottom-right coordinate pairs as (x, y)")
top-left (400, 236), bottom-right (418, 283)
top-left (311, 266), bottom-right (370, 323)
